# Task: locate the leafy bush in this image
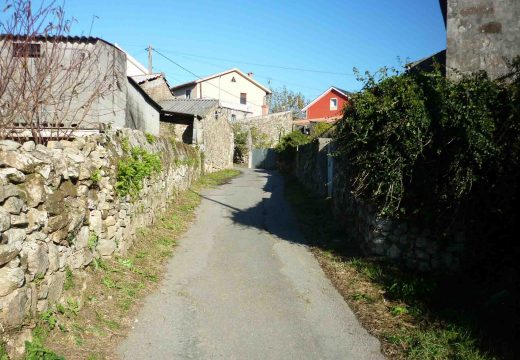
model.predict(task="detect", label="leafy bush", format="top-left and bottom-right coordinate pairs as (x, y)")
top-left (115, 146), bottom-right (162, 198)
top-left (275, 130), bottom-right (310, 169)
top-left (310, 122), bottom-right (334, 139)
top-left (335, 61), bottom-right (520, 226)
top-left (232, 124), bottom-right (273, 163)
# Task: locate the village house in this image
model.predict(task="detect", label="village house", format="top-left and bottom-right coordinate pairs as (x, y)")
top-left (170, 68), bottom-right (271, 117)
top-left (294, 86), bottom-right (350, 131)
top-left (0, 36), bottom-right (162, 139)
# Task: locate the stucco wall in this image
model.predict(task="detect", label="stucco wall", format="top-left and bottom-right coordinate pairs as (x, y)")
top-left (125, 79), bottom-right (160, 136)
top-left (447, 0), bottom-right (520, 79)
top-left (171, 71), bottom-right (269, 116)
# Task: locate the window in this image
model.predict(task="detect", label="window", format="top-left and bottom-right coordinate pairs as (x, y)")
top-left (231, 76), bottom-right (236, 82)
top-left (231, 114), bottom-right (236, 121)
top-left (240, 93), bottom-right (247, 105)
top-left (185, 89), bottom-right (191, 99)
top-left (330, 98), bottom-right (338, 110)
top-left (13, 43), bottom-right (41, 58)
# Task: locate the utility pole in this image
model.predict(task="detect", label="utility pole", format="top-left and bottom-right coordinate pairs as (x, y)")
top-left (147, 45), bottom-right (153, 74)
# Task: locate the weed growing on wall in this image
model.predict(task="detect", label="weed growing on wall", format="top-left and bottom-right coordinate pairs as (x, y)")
top-left (115, 146), bottom-right (162, 198)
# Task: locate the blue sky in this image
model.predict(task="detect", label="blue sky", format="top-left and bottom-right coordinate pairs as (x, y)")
top-left (48, 1), bottom-right (445, 100)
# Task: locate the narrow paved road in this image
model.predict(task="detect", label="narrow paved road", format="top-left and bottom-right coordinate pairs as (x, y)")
top-left (118, 169), bottom-right (383, 359)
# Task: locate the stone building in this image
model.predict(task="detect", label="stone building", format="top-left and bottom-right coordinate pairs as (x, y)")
top-left (159, 99), bottom-right (246, 172)
top-left (446, 0), bottom-right (520, 79)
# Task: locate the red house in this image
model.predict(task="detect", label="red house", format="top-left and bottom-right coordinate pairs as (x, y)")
top-left (302, 86), bottom-right (350, 122)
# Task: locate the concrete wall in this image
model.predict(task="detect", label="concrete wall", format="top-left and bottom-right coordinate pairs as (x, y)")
top-left (0, 129), bottom-right (200, 333)
top-left (447, 0), bottom-right (520, 79)
top-left (125, 79), bottom-right (161, 136)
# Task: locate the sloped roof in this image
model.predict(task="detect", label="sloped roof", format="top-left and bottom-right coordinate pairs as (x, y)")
top-left (170, 68), bottom-right (272, 94)
top-left (0, 34), bottom-right (119, 49)
top-left (302, 86), bottom-right (351, 111)
top-left (159, 99), bottom-right (219, 117)
top-left (131, 73), bottom-right (163, 84)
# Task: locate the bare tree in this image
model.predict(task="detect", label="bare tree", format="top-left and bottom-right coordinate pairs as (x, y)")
top-left (0, 0), bottom-right (118, 143)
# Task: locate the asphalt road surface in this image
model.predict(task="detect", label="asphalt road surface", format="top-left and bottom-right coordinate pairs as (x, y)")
top-left (118, 169), bottom-right (384, 360)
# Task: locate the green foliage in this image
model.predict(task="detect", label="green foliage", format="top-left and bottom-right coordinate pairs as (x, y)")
top-left (232, 124), bottom-right (273, 163)
top-left (63, 267), bottom-right (74, 291)
top-left (335, 62), bottom-right (520, 226)
top-left (269, 85), bottom-right (308, 118)
top-left (88, 232), bottom-right (98, 252)
top-left (24, 337), bottom-right (64, 360)
top-left (89, 169), bottom-right (101, 184)
top-left (1, 341), bottom-right (10, 360)
top-left (275, 130), bottom-right (310, 152)
top-left (115, 146), bottom-right (162, 198)
top-left (309, 122), bottom-right (334, 139)
top-left (387, 326), bottom-right (490, 360)
top-left (40, 310), bottom-right (58, 330)
top-left (145, 133), bottom-right (156, 144)
top-left (120, 137), bottom-right (130, 153)
top-left (274, 130), bottom-right (310, 167)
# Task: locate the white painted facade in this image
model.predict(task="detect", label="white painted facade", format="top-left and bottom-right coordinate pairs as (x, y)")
top-left (171, 69), bottom-right (270, 117)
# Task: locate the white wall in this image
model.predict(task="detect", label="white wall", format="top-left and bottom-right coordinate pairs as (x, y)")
top-left (171, 70), bottom-right (268, 116)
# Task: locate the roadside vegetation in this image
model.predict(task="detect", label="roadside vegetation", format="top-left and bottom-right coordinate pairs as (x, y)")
top-left (10, 169), bottom-right (240, 360)
top-left (282, 175), bottom-right (494, 360)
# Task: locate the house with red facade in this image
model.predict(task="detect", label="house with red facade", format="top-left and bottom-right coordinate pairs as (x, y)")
top-left (298, 86), bottom-right (350, 125)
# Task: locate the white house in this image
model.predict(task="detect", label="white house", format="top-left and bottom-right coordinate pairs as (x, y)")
top-left (170, 68), bottom-right (271, 117)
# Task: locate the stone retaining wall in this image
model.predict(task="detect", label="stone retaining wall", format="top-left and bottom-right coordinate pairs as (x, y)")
top-left (0, 129), bottom-right (200, 331)
top-left (233, 111), bottom-right (293, 146)
top-left (294, 140), bottom-right (464, 272)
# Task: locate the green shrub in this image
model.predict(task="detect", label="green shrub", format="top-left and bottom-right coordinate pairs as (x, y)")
top-left (145, 133), bottom-right (156, 144)
top-left (24, 337), bottom-right (64, 360)
top-left (89, 169), bottom-right (101, 184)
top-left (335, 61), bottom-right (520, 227)
top-left (115, 147), bottom-right (162, 198)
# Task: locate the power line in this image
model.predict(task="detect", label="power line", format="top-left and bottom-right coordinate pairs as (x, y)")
top-left (156, 49), bottom-right (325, 94)
top-left (154, 48), bottom-right (356, 76)
top-left (152, 48), bottom-right (266, 108)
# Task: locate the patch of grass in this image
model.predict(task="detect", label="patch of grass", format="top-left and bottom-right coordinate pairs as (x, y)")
top-left (88, 232), bottom-right (98, 252)
top-left (90, 169), bottom-right (101, 184)
top-left (145, 133), bottom-right (156, 144)
top-left (1, 341), bottom-right (9, 360)
top-left (63, 266), bottom-right (75, 291)
top-left (386, 326), bottom-right (490, 360)
top-left (282, 174), bottom-right (493, 360)
top-left (24, 336), bottom-right (64, 360)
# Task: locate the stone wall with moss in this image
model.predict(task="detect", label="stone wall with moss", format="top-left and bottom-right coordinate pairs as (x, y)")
top-left (0, 129), bottom-right (200, 332)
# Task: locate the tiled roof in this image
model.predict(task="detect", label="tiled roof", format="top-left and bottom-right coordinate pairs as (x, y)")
top-left (159, 99), bottom-right (219, 117)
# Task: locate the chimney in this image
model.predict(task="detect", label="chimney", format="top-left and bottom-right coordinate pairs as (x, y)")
top-left (247, 72), bottom-right (254, 78)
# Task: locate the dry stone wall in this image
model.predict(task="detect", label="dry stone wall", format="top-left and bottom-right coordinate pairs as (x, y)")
top-left (233, 111), bottom-right (293, 146)
top-left (294, 140), bottom-right (464, 272)
top-left (0, 129), bottom-right (200, 331)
